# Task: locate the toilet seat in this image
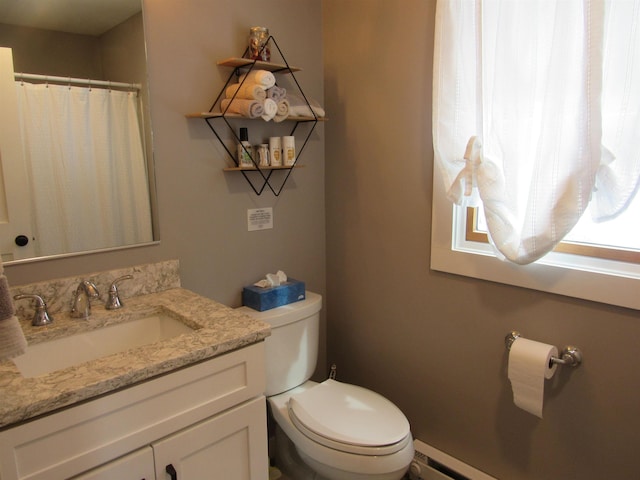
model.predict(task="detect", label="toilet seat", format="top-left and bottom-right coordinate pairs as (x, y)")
top-left (287, 379), bottom-right (411, 456)
top-left (269, 381), bottom-right (415, 479)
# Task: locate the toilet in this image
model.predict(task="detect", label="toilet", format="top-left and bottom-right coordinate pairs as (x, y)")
top-left (238, 291), bottom-right (414, 480)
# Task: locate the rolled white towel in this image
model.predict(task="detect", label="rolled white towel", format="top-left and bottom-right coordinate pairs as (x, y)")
top-left (266, 85), bottom-right (287, 102)
top-left (225, 82), bottom-right (267, 101)
top-left (273, 98), bottom-right (290, 123)
top-left (238, 70), bottom-right (276, 89)
top-left (221, 98), bottom-right (264, 118)
top-left (261, 98), bottom-right (278, 121)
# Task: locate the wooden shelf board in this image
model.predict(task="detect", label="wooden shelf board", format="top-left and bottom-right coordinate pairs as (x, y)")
top-left (186, 112), bottom-right (325, 122)
top-left (216, 57), bottom-right (302, 73)
top-left (223, 165), bottom-right (304, 172)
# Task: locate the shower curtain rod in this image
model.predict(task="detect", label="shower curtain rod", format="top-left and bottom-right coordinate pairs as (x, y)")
top-left (14, 72), bottom-right (141, 91)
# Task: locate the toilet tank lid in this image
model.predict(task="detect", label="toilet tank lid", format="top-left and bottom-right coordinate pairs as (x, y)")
top-left (237, 291), bottom-right (322, 327)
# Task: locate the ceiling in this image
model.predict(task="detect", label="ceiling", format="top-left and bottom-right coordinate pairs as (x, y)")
top-left (0, 0), bottom-right (141, 36)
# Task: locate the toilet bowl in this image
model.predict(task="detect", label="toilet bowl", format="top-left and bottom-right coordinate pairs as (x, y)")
top-left (238, 291), bottom-right (414, 480)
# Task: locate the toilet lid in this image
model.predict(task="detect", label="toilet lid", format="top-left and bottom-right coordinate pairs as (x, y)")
top-left (288, 380), bottom-right (410, 454)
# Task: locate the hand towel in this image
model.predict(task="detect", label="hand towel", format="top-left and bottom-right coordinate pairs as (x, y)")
top-left (273, 98), bottom-right (290, 123)
top-left (261, 98), bottom-right (278, 121)
top-left (289, 104), bottom-right (326, 118)
top-left (221, 98), bottom-right (265, 118)
top-left (266, 86), bottom-right (287, 102)
top-left (286, 93), bottom-right (326, 118)
top-left (238, 70), bottom-right (276, 89)
top-left (225, 82), bottom-right (267, 101)
top-left (0, 263), bottom-right (27, 360)
top-left (0, 276), bottom-right (14, 321)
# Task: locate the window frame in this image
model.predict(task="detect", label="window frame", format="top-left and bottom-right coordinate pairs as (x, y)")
top-left (466, 207), bottom-right (640, 264)
top-left (430, 167), bottom-right (640, 311)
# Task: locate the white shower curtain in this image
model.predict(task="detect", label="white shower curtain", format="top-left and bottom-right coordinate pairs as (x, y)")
top-left (433, 0), bottom-right (640, 265)
top-left (15, 82), bottom-right (153, 257)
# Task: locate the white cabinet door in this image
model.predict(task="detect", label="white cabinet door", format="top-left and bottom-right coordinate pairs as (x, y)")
top-left (152, 396), bottom-right (268, 480)
top-left (70, 447), bottom-right (155, 480)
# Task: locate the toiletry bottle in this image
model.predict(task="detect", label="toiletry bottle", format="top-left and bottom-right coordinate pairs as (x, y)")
top-left (283, 136), bottom-right (296, 166)
top-left (257, 144), bottom-right (270, 167)
top-left (237, 127), bottom-right (253, 167)
top-left (269, 136), bottom-right (282, 166)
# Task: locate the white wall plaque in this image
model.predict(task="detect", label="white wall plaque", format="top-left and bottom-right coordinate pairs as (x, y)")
top-left (247, 208), bottom-right (273, 231)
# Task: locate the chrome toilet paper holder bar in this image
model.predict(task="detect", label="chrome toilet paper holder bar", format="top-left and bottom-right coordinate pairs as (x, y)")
top-left (505, 331), bottom-right (583, 368)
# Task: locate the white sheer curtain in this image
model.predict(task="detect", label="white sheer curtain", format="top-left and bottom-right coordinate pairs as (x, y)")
top-left (15, 82), bottom-right (153, 257)
top-left (433, 0), bottom-right (640, 265)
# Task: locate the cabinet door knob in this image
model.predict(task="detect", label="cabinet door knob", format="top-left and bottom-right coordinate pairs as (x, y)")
top-left (165, 464), bottom-right (178, 480)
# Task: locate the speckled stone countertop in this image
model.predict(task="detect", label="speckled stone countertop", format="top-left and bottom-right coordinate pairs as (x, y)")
top-left (0, 287), bottom-right (270, 429)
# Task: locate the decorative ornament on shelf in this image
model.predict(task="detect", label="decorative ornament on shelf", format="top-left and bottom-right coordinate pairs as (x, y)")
top-left (248, 26), bottom-right (270, 62)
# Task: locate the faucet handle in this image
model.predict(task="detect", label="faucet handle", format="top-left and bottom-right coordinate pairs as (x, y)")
top-left (13, 294), bottom-right (54, 326)
top-left (105, 275), bottom-right (133, 310)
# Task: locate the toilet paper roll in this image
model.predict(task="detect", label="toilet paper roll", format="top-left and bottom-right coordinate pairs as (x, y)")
top-left (507, 337), bottom-right (558, 418)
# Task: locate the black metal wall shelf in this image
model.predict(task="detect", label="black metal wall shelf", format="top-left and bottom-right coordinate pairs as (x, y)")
top-left (186, 37), bottom-right (323, 196)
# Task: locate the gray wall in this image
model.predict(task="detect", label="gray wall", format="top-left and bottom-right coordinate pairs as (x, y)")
top-left (323, 1), bottom-right (640, 479)
top-left (0, 23), bottom-right (103, 78)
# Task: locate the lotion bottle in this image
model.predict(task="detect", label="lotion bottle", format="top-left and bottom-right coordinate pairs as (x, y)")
top-left (283, 135), bottom-right (296, 166)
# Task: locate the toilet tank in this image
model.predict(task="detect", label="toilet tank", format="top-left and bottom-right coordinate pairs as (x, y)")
top-left (238, 291), bottom-right (321, 396)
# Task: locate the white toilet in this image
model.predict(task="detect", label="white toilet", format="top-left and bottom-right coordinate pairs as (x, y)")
top-left (238, 291), bottom-right (414, 480)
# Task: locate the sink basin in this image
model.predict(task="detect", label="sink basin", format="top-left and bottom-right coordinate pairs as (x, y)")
top-left (13, 311), bottom-right (195, 378)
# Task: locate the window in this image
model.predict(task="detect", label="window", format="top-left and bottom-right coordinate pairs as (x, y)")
top-left (431, 0), bottom-right (640, 310)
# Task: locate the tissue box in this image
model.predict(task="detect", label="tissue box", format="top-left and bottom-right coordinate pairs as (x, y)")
top-left (242, 279), bottom-right (306, 311)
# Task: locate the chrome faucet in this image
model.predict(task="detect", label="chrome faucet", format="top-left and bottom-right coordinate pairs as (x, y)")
top-left (70, 280), bottom-right (100, 319)
top-left (13, 294), bottom-right (54, 326)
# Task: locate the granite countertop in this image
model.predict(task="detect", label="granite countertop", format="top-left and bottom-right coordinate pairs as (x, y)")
top-left (0, 288), bottom-right (270, 429)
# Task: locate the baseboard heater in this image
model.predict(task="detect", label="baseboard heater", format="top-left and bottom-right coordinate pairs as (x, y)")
top-left (409, 440), bottom-right (497, 480)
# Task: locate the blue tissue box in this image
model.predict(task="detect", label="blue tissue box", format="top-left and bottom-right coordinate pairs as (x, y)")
top-left (242, 279), bottom-right (306, 311)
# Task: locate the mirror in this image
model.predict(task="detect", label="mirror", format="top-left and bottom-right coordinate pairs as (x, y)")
top-left (0, 0), bottom-right (158, 264)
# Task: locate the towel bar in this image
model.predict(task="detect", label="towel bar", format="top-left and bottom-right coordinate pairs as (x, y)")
top-left (505, 331), bottom-right (582, 368)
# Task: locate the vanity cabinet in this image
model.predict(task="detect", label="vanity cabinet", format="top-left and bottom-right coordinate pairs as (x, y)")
top-left (0, 343), bottom-right (268, 480)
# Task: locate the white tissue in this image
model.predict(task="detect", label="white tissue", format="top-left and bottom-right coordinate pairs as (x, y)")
top-left (254, 270), bottom-right (288, 288)
top-left (507, 337), bottom-right (558, 418)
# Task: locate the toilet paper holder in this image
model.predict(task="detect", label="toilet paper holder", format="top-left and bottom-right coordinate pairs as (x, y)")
top-left (505, 331), bottom-right (583, 368)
